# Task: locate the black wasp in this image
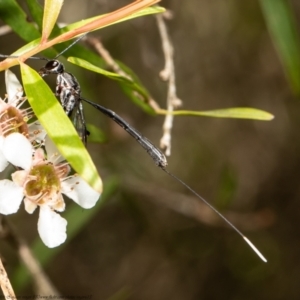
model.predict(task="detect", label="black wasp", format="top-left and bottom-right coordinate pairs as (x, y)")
top-left (39, 58), bottom-right (89, 146)
top-left (0, 35), bottom-right (90, 145)
top-left (38, 56), bottom-right (167, 168)
top-left (0, 36), bottom-right (267, 262)
top-left (29, 34), bottom-right (168, 167)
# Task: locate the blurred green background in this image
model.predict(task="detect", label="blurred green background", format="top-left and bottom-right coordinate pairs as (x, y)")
top-left (1, 0), bottom-right (300, 299)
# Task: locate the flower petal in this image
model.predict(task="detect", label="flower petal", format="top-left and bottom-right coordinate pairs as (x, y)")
top-left (38, 206), bottom-right (67, 248)
top-left (24, 198), bottom-right (37, 214)
top-left (32, 148), bottom-right (46, 165)
top-left (11, 169), bottom-right (28, 187)
top-left (51, 193), bottom-right (65, 212)
top-left (0, 98), bottom-right (9, 111)
top-left (62, 176), bottom-right (101, 209)
top-left (3, 133), bottom-right (33, 170)
top-left (5, 69), bottom-right (23, 103)
top-left (0, 179), bottom-right (24, 215)
top-left (0, 136), bottom-right (8, 172)
top-left (0, 151), bottom-right (9, 172)
top-left (28, 122), bottom-right (47, 144)
top-left (45, 135), bottom-right (65, 163)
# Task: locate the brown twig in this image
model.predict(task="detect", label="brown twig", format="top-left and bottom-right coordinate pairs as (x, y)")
top-left (0, 0), bottom-right (161, 71)
top-left (1, 218), bottom-right (60, 296)
top-left (156, 12), bottom-right (182, 156)
top-left (0, 256), bottom-right (16, 300)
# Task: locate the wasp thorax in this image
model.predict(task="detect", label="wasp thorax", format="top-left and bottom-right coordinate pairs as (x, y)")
top-left (39, 60), bottom-right (65, 76)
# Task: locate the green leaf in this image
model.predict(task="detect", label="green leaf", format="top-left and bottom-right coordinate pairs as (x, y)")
top-left (158, 107), bottom-right (274, 121)
top-left (26, 0), bottom-right (45, 32)
top-left (116, 60), bottom-right (157, 115)
top-left (20, 63), bottom-right (102, 193)
top-left (11, 39), bottom-right (42, 57)
top-left (42, 0), bottom-right (64, 41)
top-left (69, 56), bottom-right (129, 81)
top-left (68, 57), bottom-right (156, 114)
top-left (12, 177), bottom-right (119, 291)
top-left (259, 0), bottom-right (300, 95)
top-left (0, 0), bottom-right (41, 41)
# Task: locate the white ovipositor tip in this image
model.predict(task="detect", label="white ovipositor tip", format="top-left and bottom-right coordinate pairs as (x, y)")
top-left (243, 236), bottom-right (267, 263)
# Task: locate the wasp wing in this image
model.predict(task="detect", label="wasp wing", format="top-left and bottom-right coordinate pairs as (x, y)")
top-left (70, 99), bottom-right (89, 146)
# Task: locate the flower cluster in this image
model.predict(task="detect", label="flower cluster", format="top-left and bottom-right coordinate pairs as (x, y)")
top-left (0, 70), bottom-right (101, 248)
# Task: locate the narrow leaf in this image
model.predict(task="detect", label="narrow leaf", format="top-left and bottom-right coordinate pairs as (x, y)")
top-left (42, 0), bottom-right (64, 42)
top-left (26, 0), bottom-right (45, 32)
top-left (158, 107), bottom-right (274, 121)
top-left (0, 0), bottom-right (40, 41)
top-left (20, 63), bottom-right (102, 193)
top-left (69, 57), bottom-right (129, 81)
top-left (259, 0), bottom-right (300, 94)
top-left (68, 57), bottom-right (156, 114)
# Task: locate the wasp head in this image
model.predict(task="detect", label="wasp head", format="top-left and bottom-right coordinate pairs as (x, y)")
top-left (39, 60), bottom-right (64, 77)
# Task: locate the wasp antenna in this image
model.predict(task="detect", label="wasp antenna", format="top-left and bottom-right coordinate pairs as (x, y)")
top-left (0, 54), bottom-right (18, 59)
top-left (0, 54), bottom-right (48, 61)
top-left (54, 34), bottom-right (87, 59)
top-left (28, 56), bottom-right (49, 61)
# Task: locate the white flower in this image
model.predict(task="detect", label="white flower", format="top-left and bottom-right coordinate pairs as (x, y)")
top-left (5, 68), bottom-right (24, 103)
top-left (0, 136), bottom-right (101, 248)
top-left (0, 69), bottom-right (46, 171)
top-left (0, 180), bottom-right (24, 214)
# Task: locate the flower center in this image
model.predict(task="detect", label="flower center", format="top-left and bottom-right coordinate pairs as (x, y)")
top-left (25, 164), bottom-right (61, 204)
top-left (0, 106), bottom-right (28, 136)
